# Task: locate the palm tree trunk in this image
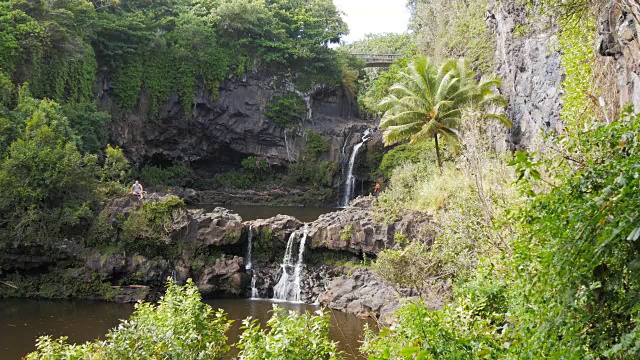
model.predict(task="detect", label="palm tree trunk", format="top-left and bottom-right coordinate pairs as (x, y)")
top-left (434, 133), bottom-right (443, 173)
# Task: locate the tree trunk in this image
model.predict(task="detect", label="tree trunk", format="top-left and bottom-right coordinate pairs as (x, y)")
top-left (434, 133), bottom-right (443, 173)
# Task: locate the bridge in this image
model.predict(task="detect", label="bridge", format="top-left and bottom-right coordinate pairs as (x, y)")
top-left (351, 53), bottom-right (403, 67)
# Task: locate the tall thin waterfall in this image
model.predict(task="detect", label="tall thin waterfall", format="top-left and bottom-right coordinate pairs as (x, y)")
top-left (292, 226), bottom-right (308, 302)
top-left (245, 226), bottom-right (259, 298)
top-left (340, 130), bottom-right (371, 207)
top-left (273, 226), bottom-right (308, 302)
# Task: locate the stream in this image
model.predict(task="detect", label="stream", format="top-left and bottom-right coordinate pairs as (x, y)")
top-left (0, 298), bottom-right (373, 359)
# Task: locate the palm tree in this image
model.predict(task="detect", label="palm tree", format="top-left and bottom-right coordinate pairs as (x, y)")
top-left (378, 57), bottom-right (510, 171)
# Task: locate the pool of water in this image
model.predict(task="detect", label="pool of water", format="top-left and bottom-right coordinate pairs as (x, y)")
top-left (192, 204), bottom-right (337, 223)
top-left (0, 298), bottom-right (373, 359)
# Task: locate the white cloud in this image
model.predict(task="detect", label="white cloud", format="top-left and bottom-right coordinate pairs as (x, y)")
top-left (333, 0), bottom-right (410, 43)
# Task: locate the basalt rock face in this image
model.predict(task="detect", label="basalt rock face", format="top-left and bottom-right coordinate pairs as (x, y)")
top-left (486, 0), bottom-right (563, 150)
top-left (101, 73), bottom-right (373, 170)
top-left (596, 1), bottom-right (640, 110)
top-left (318, 268), bottom-right (402, 323)
top-left (307, 196), bottom-right (433, 255)
top-left (193, 207), bottom-right (244, 246)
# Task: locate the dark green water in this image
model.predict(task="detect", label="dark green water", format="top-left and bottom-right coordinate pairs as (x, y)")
top-left (0, 298), bottom-right (373, 359)
top-left (192, 204), bottom-right (336, 222)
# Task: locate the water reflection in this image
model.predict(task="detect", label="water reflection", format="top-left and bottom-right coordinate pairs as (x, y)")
top-left (1, 298), bottom-right (373, 359)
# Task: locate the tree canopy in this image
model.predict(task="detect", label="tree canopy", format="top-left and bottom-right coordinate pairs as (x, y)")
top-left (378, 57), bottom-right (508, 169)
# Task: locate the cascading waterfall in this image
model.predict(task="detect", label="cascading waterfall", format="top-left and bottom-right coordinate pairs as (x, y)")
top-left (340, 130), bottom-right (371, 207)
top-left (245, 226), bottom-right (259, 298)
top-left (273, 226), bottom-right (308, 302)
top-left (273, 232), bottom-right (297, 301)
top-left (292, 226), bottom-right (308, 302)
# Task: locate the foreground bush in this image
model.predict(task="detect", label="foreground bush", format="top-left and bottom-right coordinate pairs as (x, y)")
top-left (236, 305), bottom-right (342, 360)
top-left (27, 279), bottom-right (344, 360)
top-left (27, 279), bottom-right (231, 360)
top-left (364, 109), bottom-right (640, 359)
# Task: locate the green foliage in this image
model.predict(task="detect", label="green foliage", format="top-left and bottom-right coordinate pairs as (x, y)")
top-left (377, 142), bottom-right (435, 177)
top-left (212, 156), bottom-right (272, 189)
top-left (286, 159), bottom-right (337, 188)
top-left (378, 57), bottom-right (508, 169)
top-left (509, 116), bottom-right (640, 358)
top-left (558, 12), bottom-right (596, 131)
top-left (358, 57), bottom-right (411, 115)
top-left (101, 279), bottom-right (231, 359)
top-left (339, 223), bottom-right (354, 242)
top-left (305, 130), bottom-right (330, 156)
top-left (0, 270), bottom-right (114, 300)
top-left (0, 97), bottom-right (98, 248)
top-left (408, 0), bottom-right (495, 74)
top-left (27, 279), bottom-right (232, 359)
top-left (236, 305), bottom-right (342, 360)
top-left (102, 144), bottom-right (130, 184)
top-left (138, 165), bottom-right (193, 188)
top-left (60, 102), bottom-right (111, 154)
top-left (362, 270), bottom-right (508, 359)
top-left (120, 196), bottom-right (186, 256)
top-left (340, 33), bottom-right (416, 116)
top-left (266, 93), bottom-right (307, 128)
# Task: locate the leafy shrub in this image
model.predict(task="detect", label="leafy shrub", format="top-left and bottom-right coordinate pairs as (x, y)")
top-left (120, 196), bottom-right (186, 256)
top-left (138, 165), bottom-right (193, 188)
top-left (286, 159), bottom-right (337, 187)
top-left (102, 144), bottom-right (130, 184)
top-left (212, 156), bottom-right (272, 189)
top-left (362, 269), bottom-right (508, 359)
top-left (241, 156), bottom-right (270, 174)
top-left (305, 130), bottom-right (330, 156)
top-left (27, 279), bottom-right (232, 360)
top-left (236, 305), bottom-right (342, 360)
top-left (377, 142), bottom-right (436, 177)
top-left (508, 115), bottom-right (640, 357)
top-left (266, 93), bottom-right (307, 128)
top-left (0, 97), bottom-right (98, 248)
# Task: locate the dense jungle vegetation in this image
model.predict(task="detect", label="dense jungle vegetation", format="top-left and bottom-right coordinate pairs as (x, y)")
top-left (0, 0), bottom-right (355, 250)
top-left (360, 0), bottom-right (640, 358)
top-left (4, 0), bottom-right (640, 358)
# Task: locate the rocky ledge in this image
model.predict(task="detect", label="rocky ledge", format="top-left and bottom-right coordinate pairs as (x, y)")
top-left (1, 193), bottom-right (431, 321)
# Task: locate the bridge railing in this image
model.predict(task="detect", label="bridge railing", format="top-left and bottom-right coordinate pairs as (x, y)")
top-left (350, 53), bottom-right (403, 64)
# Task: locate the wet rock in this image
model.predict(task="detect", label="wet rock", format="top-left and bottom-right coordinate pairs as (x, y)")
top-left (195, 255), bottom-right (249, 297)
top-left (110, 285), bottom-right (151, 303)
top-left (307, 196), bottom-right (432, 255)
top-left (85, 253), bottom-right (170, 285)
top-left (318, 268), bottom-right (401, 323)
top-left (246, 215), bottom-right (303, 239)
top-left (85, 253), bottom-right (127, 278)
top-left (194, 207), bottom-right (244, 246)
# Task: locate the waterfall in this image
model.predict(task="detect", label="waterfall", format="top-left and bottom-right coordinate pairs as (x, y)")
top-left (273, 226), bottom-right (308, 302)
top-left (273, 232), bottom-right (297, 301)
top-left (245, 226), bottom-right (259, 298)
top-left (340, 130), bottom-right (371, 207)
top-left (292, 226), bottom-right (308, 303)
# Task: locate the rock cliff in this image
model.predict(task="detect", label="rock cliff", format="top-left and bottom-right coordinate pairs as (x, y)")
top-left (486, 0), bottom-right (563, 150)
top-left (596, 1), bottom-right (640, 111)
top-left (100, 73), bottom-right (373, 172)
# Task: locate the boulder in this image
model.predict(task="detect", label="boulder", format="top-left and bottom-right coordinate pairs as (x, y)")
top-left (318, 268), bottom-right (401, 323)
top-left (194, 207), bottom-right (244, 246)
top-left (246, 215), bottom-right (303, 238)
top-left (195, 255), bottom-right (249, 297)
top-left (307, 196), bottom-right (432, 255)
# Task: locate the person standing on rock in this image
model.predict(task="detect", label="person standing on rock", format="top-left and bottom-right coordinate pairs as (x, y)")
top-left (130, 180), bottom-right (144, 199)
top-left (374, 183), bottom-right (381, 194)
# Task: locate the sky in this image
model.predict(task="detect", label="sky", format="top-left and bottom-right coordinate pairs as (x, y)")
top-left (333, 0), bottom-right (411, 44)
